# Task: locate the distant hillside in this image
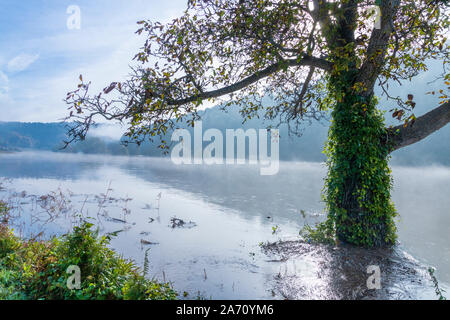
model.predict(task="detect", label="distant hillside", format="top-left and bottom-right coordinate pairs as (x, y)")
top-left (0, 103), bottom-right (449, 166)
top-left (0, 122), bottom-right (67, 150)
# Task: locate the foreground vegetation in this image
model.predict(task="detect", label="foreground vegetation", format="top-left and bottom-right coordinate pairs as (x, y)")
top-left (0, 201), bottom-right (177, 300)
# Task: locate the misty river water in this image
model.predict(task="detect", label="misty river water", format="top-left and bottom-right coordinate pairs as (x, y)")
top-left (0, 151), bottom-right (449, 299)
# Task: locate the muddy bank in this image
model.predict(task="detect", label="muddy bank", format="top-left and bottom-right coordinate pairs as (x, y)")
top-left (262, 240), bottom-right (441, 300)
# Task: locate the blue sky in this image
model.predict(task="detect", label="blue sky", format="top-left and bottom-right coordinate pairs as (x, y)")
top-left (0, 0), bottom-right (186, 122)
top-left (0, 0), bottom-right (445, 124)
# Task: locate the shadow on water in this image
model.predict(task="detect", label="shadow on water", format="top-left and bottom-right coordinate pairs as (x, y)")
top-left (262, 240), bottom-right (438, 300)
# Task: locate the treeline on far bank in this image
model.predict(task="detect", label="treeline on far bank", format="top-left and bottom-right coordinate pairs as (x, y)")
top-left (1, 103), bottom-right (450, 166)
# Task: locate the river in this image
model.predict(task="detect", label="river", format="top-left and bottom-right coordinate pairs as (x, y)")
top-left (0, 151), bottom-right (448, 299)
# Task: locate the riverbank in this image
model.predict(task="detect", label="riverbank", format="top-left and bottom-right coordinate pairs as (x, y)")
top-left (0, 201), bottom-right (177, 300)
top-left (0, 150), bottom-right (17, 154)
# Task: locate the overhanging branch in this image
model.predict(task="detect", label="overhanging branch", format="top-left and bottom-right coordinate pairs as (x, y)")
top-left (387, 101), bottom-right (450, 152)
top-left (163, 56), bottom-right (332, 106)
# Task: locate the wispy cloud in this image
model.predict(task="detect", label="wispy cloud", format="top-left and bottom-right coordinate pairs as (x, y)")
top-left (0, 0), bottom-right (186, 122)
top-left (7, 53), bottom-right (39, 73)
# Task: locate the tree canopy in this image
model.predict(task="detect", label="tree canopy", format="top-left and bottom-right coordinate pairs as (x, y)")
top-left (64, 0), bottom-right (450, 247)
top-left (65, 0), bottom-right (449, 149)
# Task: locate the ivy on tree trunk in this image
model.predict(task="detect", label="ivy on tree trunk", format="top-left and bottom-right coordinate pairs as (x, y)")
top-left (64, 0), bottom-right (450, 248)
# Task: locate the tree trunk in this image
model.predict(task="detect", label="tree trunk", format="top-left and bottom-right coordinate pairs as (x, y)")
top-left (324, 79), bottom-right (398, 247)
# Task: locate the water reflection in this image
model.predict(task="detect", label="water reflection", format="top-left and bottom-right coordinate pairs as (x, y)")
top-left (263, 241), bottom-right (436, 300)
top-left (0, 151), bottom-right (449, 299)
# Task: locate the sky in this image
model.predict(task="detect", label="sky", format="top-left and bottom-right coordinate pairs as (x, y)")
top-left (0, 0), bottom-right (187, 123)
top-left (0, 0), bottom-right (445, 125)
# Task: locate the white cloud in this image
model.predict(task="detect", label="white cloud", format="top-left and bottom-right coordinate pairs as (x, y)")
top-left (90, 124), bottom-right (127, 140)
top-left (7, 53), bottom-right (39, 73)
top-left (0, 0), bottom-right (188, 122)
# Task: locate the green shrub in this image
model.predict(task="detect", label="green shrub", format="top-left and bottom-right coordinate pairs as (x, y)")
top-left (0, 202), bottom-right (176, 300)
top-left (300, 221), bottom-right (336, 246)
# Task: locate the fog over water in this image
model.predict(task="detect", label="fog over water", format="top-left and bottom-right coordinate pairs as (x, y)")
top-left (0, 151), bottom-right (448, 299)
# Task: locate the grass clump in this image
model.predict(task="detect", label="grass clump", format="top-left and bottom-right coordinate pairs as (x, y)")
top-left (0, 201), bottom-right (176, 300)
top-left (299, 221), bottom-right (336, 246)
top-left (428, 267), bottom-right (447, 300)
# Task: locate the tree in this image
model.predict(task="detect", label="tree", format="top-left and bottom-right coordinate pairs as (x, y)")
top-left (65, 0), bottom-right (450, 247)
